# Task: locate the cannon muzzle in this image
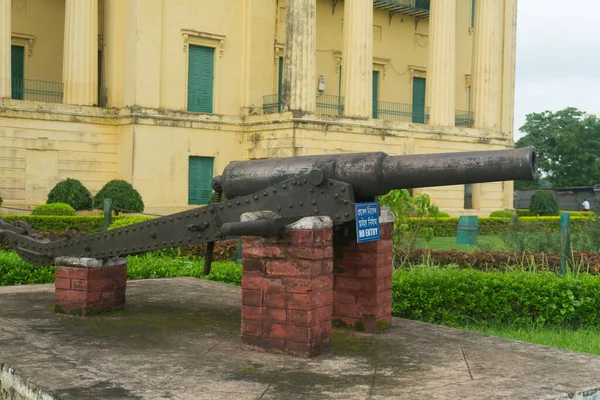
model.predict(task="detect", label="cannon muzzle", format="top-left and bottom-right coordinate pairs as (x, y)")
top-left (220, 146), bottom-right (537, 199)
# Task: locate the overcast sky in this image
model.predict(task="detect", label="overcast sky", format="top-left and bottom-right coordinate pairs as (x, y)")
top-left (513, 0), bottom-right (600, 140)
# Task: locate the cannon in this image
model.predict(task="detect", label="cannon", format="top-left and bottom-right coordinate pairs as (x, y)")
top-left (0, 146), bottom-right (537, 270)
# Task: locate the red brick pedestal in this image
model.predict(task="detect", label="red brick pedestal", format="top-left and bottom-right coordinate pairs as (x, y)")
top-left (332, 207), bottom-right (394, 333)
top-left (54, 257), bottom-right (127, 316)
top-left (240, 214), bottom-right (333, 358)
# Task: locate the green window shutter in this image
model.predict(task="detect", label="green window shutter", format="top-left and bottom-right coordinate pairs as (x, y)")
top-left (372, 70), bottom-right (379, 119)
top-left (11, 45), bottom-right (24, 100)
top-left (188, 156), bottom-right (214, 205)
top-left (277, 57), bottom-right (283, 112)
top-left (187, 45), bottom-right (215, 113)
top-left (412, 77), bottom-right (426, 123)
top-left (471, 0), bottom-right (476, 28)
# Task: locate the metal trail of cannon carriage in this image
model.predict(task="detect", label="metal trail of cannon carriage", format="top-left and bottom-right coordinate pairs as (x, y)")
top-left (0, 146), bottom-right (538, 271)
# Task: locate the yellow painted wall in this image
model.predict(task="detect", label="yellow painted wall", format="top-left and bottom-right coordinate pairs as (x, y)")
top-left (0, 101), bottom-right (118, 207)
top-left (1, 0), bottom-right (519, 216)
top-left (10, 0), bottom-right (65, 84)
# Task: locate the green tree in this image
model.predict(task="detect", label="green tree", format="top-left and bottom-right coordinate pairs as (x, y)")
top-left (516, 107), bottom-right (600, 188)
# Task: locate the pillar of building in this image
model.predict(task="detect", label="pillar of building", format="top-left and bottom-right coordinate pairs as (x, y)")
top-left (501, 0), bottom-right (518, 137)
top-left (342, 0), bottom-right (373, 118)
top-left (426, 0), bottom-right (456, 127)
top-left (0, 0), bottom-right (11, 98)
top-left (332, 207), bottom-right (394, 333)
top-left (240, 214), bottom-right (333, 358)
top-left (281, 0), bottom-right (316, 114)
top-left (62, 0), bottom-right (98, 106)
top-left (54, 257), bottom-right (127, 316)
top-left (471, 0), bottom-right (504, 131)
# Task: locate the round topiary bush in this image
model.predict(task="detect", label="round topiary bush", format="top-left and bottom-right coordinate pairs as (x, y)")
top-left (92, 179), bottom-right (144, 213)
top-left (46, 178), bottom-right (92, 211)
top-left (0, 194), bottom-right (3, 207)
top-left (529, 190), bottom-right (559, 216)
top-left (32, 203), bottom-right (76, 216)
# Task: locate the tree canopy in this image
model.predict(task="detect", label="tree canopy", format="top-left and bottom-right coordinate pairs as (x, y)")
top-left (515, 107), bottom-right (600, 188)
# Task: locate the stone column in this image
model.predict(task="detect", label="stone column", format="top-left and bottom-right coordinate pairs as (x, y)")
top-left (342, 0), bottom-right (373, 118)
top-left (332, 207), bottom-right (394, 333)
top-left (471, 0), bottom-right (504, 131)
top-left (62, 0), bottom-right (98, 106)
top-left (281, 0), bottom-right (316, 114)
top-left (240, 214), bottom-right (333, 358)
top-left (501, 0), bottom-right (518, 137)
top-left (54, 257), bottom-right (127, 316)
top-left (0, 0), bottom-right (11, 98)
top-left (426, 0), bottom-right (456, 126)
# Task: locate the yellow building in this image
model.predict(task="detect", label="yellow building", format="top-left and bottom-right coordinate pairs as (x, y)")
top-left (0, 0), bottom-right (517, 216)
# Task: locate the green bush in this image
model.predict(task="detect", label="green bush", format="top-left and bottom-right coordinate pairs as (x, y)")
top-left (46, 178), bottom-right (92, 211)
top-left (107, 216), bottom-right (154, 230)
top-left (93, 179), bottom-right (145, 213)
top-left (516, 209), bottom-right (534, 217)
top-left (0, 194), bottom-right (3, 206)
top-left (529, 190), bottom-right (559, 216)
top-left (437, 211), bottom-right (450, 218)
top-left (489, 210), bottom-right (514, 218)
top-left (392, 266), bottom-right (600, 328)
top-left (31, 203), bottom-right (76, 216)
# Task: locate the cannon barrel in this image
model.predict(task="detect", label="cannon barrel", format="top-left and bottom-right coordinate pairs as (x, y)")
top-left (220, 146), bottom-right (537, 199)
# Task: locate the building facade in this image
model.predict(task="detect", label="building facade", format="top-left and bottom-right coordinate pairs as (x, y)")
top-left (0, 0), bottom-right (517, 215)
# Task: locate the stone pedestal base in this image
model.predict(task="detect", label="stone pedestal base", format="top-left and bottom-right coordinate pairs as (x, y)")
top-left (332, 208), bottom-right (395, 333)
top-left (240, 215), bottom-right (333, 358)
top-left (54, 257), bottom-right (127, 316)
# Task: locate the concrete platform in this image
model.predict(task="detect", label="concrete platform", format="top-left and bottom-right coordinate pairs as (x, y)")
top-left (1, 278), bottom-right (600, 400)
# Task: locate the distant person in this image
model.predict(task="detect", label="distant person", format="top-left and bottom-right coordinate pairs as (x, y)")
top-left (582, 199), bottom-right (590, 211)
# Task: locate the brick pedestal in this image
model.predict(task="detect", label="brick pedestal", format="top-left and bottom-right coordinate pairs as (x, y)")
top-left (332, 207), bottom-right (394, 333)
top-left (240, 214), bottom-right (333, 358)
top-left (54, 257), bottom-right (127, 316)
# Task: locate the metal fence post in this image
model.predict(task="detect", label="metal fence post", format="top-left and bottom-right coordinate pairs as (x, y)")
top-left (559, 212), bottom-right (571, 275)
top-left (103, 198), bottom-right (113, 231)
top-left (237, 237), bottom-right (243, 262)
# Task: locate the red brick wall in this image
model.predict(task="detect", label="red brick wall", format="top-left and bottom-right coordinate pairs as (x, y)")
top-left (332, 221), bottom-right (394, 333)
top-left (55, 264), bottom-right (127, 316)
top-left (240, 225), bottom-right (333, 357)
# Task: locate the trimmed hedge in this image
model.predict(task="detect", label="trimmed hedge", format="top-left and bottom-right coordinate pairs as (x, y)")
top-left (32, 203), bottom-right (76, 216)
top-left (393, 266), bottom-right (600, 328)
top-left (93, 179), bottom-right (145, 213)
top-left (405, 249), bottom-right (600, 274)
top-left (408, 216), bottom-right (591, 237)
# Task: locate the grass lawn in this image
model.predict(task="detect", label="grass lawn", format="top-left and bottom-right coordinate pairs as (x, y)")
top-left (415, 235), bottom-right (508, 252)
top-left (454, 323), bottom-right (600, 357)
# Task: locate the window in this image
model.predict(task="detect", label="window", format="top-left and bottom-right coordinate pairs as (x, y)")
top-left (412, 77), bottom-right (426, 123)
top-left (11, 45), bottom-right (24, 100)
top-left (187, 45), bottom-right (215, 113)
top-left (471, 0), bottom-right (476, 29)
top-left (464, 184), bottom-right (473, 209)
top-left (188, 156), bottom-right (214, 205)
top-left (372, 70), bottom-right (380, 119)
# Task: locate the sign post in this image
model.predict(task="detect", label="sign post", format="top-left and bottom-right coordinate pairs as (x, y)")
top-left (355, 202), bottom-right (381, 243)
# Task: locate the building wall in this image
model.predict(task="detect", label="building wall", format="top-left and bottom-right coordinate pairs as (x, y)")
top-left (10, 0), bottom-right (65, 84)
top-left (1, 0), bottom-right (520, 216)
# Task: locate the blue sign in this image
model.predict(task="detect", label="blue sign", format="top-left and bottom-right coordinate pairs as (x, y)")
top-left (355, 202), bottom-right (380, 243)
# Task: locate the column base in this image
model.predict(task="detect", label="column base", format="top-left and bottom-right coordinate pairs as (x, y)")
top-left (54, 257), bottom-right (127, 316)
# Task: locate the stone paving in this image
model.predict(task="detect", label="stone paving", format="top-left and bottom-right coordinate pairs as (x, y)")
top-left (1, 277), bottom-right (600, 399)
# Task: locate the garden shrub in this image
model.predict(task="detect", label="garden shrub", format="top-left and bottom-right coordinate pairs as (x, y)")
top-left (489, 210), bottom-right (514, 218)
top-left (392, 266), bottom-right (600, 328)
top-left (0, 194), bottom-right (3, 206)
top-left (46, 178), bottom-right (92, 211)
top-left (92, 179), bottom-right (144, 213)
top-left (516, 209), bottom-right (534, 217)
top-left (437, 211), bottom-right (450, 218)
top-left (403, 249), bottom-right (600, 274)
top-left (529, 190), bottom-right (559, 216)
top-left (31, 203), bottom-right (76, 216)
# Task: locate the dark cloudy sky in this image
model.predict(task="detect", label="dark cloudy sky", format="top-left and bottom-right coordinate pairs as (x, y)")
top-left (513, 0), bottom-right (600, 140)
